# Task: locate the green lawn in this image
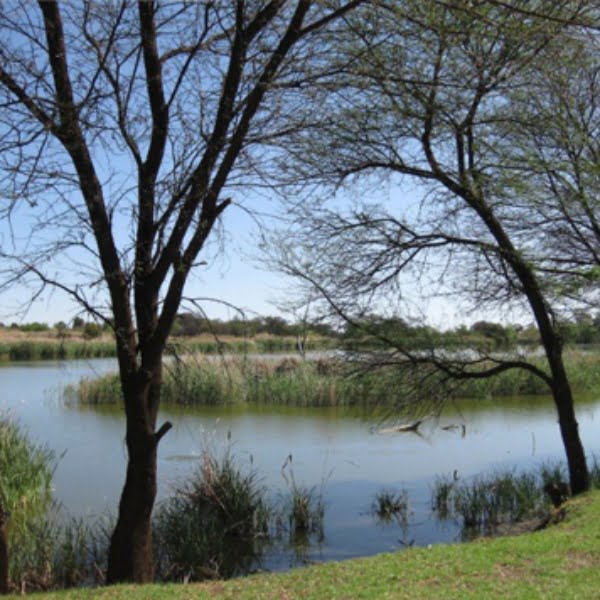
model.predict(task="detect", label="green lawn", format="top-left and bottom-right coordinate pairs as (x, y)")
top-left (21, 491), bottom-right (600, 599)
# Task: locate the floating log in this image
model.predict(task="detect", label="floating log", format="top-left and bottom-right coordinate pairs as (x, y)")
top-left (379, 420), bottom-right (422, 434)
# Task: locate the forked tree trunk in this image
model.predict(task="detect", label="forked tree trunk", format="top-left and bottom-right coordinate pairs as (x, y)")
top-left (0, 504), bottom-right (9, 594)
top-left (106, 360), bottom-right (168, 584)
top-left (106, 428), bottom-right (158, 584)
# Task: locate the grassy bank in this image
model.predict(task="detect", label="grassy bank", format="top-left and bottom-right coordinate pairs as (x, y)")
top-left (13, 490), bottom-right (600, 599)
top-left (66, 351), bottom-right (600, 407)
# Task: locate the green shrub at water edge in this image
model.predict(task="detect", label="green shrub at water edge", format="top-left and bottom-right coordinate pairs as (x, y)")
top-left (9, 513), bottom-right (110, 592)
top-left (431, 462), bottom-right (576, 537)
top-left (0, 417), bottom-right (54, 537)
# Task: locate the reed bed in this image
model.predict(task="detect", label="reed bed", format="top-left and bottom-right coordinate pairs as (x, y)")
top-left (0, 335), bottom-right (337, 362)
top-left (66, 350), bottom-right (600, 409)
top-left (428, 460), bottom-right (600, 538)
top-left (0, 340), bottom-right (116, 362)
top-left (153, 444), bottom-right (271, 582)
top-left (455, 351), bottom-right (600, 398)
top-left (67, 357), bottom-right (398, 408)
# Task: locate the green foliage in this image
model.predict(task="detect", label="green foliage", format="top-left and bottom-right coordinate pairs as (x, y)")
top-left (431, 464), bottom-right (571, 536)
top-left (8, 513), bottom-right (109, 592)
top-left (81, 323), bottom-right (101, 340)
top-left (0, 417), bottom-right (54, 537)
top-left (18, 322), bottom-right (50, 333)
top-left (69, 350), bottom-right (600, 408)
top-left (372, 489), bottom-right (410, 524)
top-left (153, 444), bottom-right (270, 582)
top-left (171, 313), bottom-right (338, 339)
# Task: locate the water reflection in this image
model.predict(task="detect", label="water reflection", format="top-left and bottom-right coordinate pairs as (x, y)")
top-left (0, 358), bottom-right (599, 570)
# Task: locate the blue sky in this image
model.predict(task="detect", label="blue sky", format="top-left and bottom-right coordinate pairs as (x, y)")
top-left (0, 175), bottom-right (523, 330)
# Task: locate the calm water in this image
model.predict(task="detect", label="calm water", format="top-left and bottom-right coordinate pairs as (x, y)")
top-left (1, 358), bottom-right (600, 569)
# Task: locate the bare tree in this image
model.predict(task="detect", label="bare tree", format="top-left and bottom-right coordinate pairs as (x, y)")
top-left (0, 0), bottom-right (363, 583)
top-left (269, 0), bottom-right (595, 494)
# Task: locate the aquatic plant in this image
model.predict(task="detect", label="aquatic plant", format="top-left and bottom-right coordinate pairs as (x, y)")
top-left (372, 489), bottom-right (410, 524)
top-left (279, 455), bottom-right (326, 540)
top-left (153, 443), bottom-right (270, 582)
top-left (431, 465), bottom-right (570, 536)
top-left (67, 349), bottom-right (600, 409)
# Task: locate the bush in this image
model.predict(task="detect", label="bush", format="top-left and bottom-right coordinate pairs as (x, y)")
top-left (18, 322), bottom-right (49, 333)
top-left (82, 323), bottom-right (102, 340)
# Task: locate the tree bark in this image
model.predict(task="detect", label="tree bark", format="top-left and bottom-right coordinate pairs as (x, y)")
top-left (459, 193), bottom-right (591, 495)
top-left (106, 426), bottom-right (158, 584)
top-left (548, 354), bottom-right (589, 495)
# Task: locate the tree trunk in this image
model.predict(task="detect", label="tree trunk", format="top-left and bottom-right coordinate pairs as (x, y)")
top-left (462, 196), bottom-right (590, 495)
top-left (0, 504), bottom-right (9, 595)
top-left (106, 428), bottom-right (158, 584)
top-left (549, 359), bottom-right (589, 495)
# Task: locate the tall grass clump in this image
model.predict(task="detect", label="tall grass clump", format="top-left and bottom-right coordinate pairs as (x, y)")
top-left (153, 444), bottom-right (271, 582)
top-left (161, 360), bottom-right (240, 405)
top-left (0, 416), bottom-right (113, 592)
top-left (8, 512), bottom-right (110, 592)
top-left (431, 465), bottom-right (570, 537)
top-left (0, 417), bottom-right (54, 537)
top-left (63, 373), bottom-right (122, 405)
top-left (278, 455), bottom-right (325, 542)
top-left (372, 489), bottom-right (411, 525)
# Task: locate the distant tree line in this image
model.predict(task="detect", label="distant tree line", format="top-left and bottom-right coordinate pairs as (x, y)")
top-left (340, 315), bottom-right (600, 350)
top-left (170, 313), bottom-right (337, 338)
top-left (4, 312), bottom-right (600, 348)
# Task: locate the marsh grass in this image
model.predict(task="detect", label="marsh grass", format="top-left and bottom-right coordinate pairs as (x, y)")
top-left (66, 349), bottom-right (600, 409)
top-left (455, 351), bottom-right (600, 398)
top-left (372, 489), bottom-right (411, 525)
top-left (431, 463), bottom-right (574, 536)
top-left (0, 333), bottom-right (337, 363)
top-left (67, 356), bottom-right (412, 408)
top-left (153, 442), bottom-right (271, 582)
top-left (278, 455), bottom-right (325, 541)
top-left (0, 417), bottom-right (109, 592)
top-left (9, 512), bottom-right (110, 592)
top-left (0, 417), bottom-right (54, 537)
top-left (0, 340), bottom-right (115, 362)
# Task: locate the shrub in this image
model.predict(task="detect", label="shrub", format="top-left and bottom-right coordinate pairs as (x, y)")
top-left (82, 323), bottom-right (101, 340)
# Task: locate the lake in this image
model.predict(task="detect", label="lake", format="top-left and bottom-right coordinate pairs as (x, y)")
top-left (1, 357), bottom-right (599, 570)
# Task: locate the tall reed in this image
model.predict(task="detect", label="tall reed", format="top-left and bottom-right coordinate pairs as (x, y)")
top-left (66, 349), bottom-right (600, 408)
top-left (0, 417), bottom-right (54, 537)
top-left (431, 463), bottom-right (573, 536)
